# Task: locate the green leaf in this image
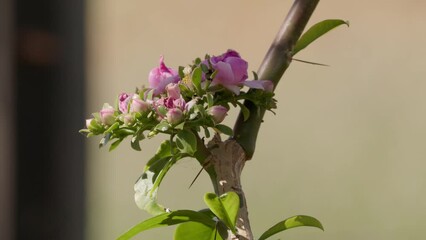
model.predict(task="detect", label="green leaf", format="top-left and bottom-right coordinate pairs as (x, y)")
top-left (192, 67), bottom-right (203, 94)
top-left (109, 139), bottom-right (123, 151)
top-left (131, 135), bottom-right (142, 151)
top-left (258, 215), bottom-right (324, 240)
top-left (175, 129), bottom-right (197, 156)
top-left (146, 140), bottom-right (172, 167)
top-left (134, 141), bottom-right (175, 215)
top-left (105, 122), bottom-right (120, 133)
top-left (236, 102), bottom-right (250, 121)
top-left (117, 210), bottom-right (216, 240)
top-left (178, 66), bottom-right (185, 78)
top-left (134, 157), bottom-right (175, 215)
top-left (99, 133), bottom-right (111, 148)
top-left (293, 19), bottom-right (349, 56)
top-left (215, 124), bottom-right (233, 136)
top-left (204, 192), bottom-right (240, 233)
top-left (175, 210), bottom-right (227, 240)
top-left (155, 120), bottom-right (170, 132)
top-left (206, 93), bottom-right (214, 107)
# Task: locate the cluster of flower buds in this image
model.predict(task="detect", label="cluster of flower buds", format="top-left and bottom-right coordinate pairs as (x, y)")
top-left (81, 50), bottom-right (276, 151)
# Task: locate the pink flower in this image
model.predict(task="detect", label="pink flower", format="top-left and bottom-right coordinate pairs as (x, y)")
top-left (208, 105), bottom-right (228, 124)
top-left (243, 80), bottom-right (274, 92)
top-left (100, 104), bottom-right (115, 125)
top-left (210, 50), bottom-right (248, 95)
top-left (149, 56), bottom-right (179, 95)
top-left (165, 83), bottom-right (181, 99)
top-left (119, 93), bottom-right (131, 113)
top-left (209, 50), bottom-right (274, 94)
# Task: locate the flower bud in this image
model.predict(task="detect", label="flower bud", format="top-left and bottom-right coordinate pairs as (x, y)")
top-left (166, 83), bottom-right (181, 99)
top-left (86, 118), bottom-right (94, 129)
top-left (100, 104), bottom-right (115, 125)
top-left (166, 108), bottom-right (183, 125)
top-left (208, 105), bottom-right (228, 124)
top-left (130, 95), bottom-right (150, 113)
top-left (122, 114), bottom-right (134, 126)
top-left (119, 93), bottom-right (131, 113)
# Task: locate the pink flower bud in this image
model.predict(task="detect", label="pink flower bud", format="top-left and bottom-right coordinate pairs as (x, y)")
top-left (130, 95), bottom-right (150, 113)
top-left (165, 83), bottom-right (181, 99)
top-left (86, 118), bottom-right (94, 129)
top-left (122, 114), bottom-right (134, 126)
top-left (119, 93), bottom-right (131, 113)
top-left (166, 108), bottom-right (183, 125)
top-left (100, 104), bottom-right (115, 125)
top-left (208, 105), bottom-right (228, 124)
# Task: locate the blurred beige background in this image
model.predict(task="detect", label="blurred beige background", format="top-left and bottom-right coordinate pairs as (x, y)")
top-left (85, 0), bottom-right (426, 239)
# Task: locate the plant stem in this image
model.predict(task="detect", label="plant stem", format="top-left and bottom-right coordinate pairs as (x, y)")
top-left (234, 0), bottom-right (320, 159)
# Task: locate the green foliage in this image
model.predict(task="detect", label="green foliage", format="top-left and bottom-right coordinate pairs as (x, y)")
top-left (118, 192), bottom-right (239, 240)
top-left (258, 215), bottom-right (324, 240)
top-left (204, 192), bottom-right (240, 233)
top-left (175, 209), bottom-right (228, 240)
top-left (116, 210), bottom-right (216, 240)
top-left (175, 129), bottom-right (197, 156)
top-left (134, 141), bottom-right (174, 215)
top-left (293, 19), bottom-right (349, 56)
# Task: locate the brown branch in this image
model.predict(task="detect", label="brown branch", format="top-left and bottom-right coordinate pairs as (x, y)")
top-left (233, 0), bottom-right (320, 159)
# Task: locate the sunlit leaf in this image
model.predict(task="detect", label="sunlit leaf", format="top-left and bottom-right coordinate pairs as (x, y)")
top-left (117, 210), bottom-right (216, 240)
top-left (204, 192), bottom-right (240, 233)
top-left (293, 19), bottom-right (349, 56)
top-left (175, 210), bottom-right (227, 240)
top-left (258, 215), bottom-right (324, 240)
top-left (175, 129), bottom-right (197, 155)
top-left (134, 141), bottom-right (175, 215)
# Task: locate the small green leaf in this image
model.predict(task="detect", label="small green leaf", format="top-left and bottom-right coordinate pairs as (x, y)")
top-left (204, 192), bottom-right (240, 232)
top-left (131, 135), bottom-right (142, 151)
top-left (117, 210), bottom-right (216, 240)
top-left (134, 141), bottom-right (174, 215)
top-left (175, 129), bottom-right (197, 155)
top-left (236, 102), bottom-right (250, 121)
top-left (175, 210), bottom-right (227, 240)
top-left (178, 66), bottom-right (185, 78)
top-left (109, 139), bottom-right (123, 151)
top-left (258, 215), bottom-right (324, 240)
top-left (99, 133), bottom-right (111, 148)
top-left (293, 19), bottom-right (349, 56)
top-left (155, 121), bottom-right (170, 132)
top-left (192, 67), bottom-right (203, 94)
top-left (105, 122), bottom-right (120, 133)
top-left (215, 124), bottom-right (233, 136)
top-left (134, 157), bottom-right (174, 215)
top-left (206, 93), bottom-right (214, 107)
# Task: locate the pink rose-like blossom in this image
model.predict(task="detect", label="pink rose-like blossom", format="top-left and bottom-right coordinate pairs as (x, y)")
top-left (210, 50), bottom-right (274, 94)
top-left (208, 105), bottom-right (228, 124)
top-left (165, 83), bottom-right (181, 99)
top-left (130, 95), bottom-right (150, 113)
top-left (149, 56), bottom-right (180, 95)
top-left (119, 93), bottom-right (131, 113)
top-left (210, 50), bottom-right (248, 94)
top-left (100, 104), bottom-right (115, 125)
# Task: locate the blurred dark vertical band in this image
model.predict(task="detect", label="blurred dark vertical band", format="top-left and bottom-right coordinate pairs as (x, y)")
top-left (15, 0), bottom-right (86, 239)
top-left (0, 0), bottom-right (15, 239)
